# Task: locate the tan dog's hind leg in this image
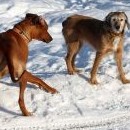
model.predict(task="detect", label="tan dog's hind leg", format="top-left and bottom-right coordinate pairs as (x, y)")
top-left (90, 52), bottom-right (105, 84)
top-left (115, 48), bottom-right (130, 84)
top-left (72, 43), bottom-right (82, 73)
top-left (65, 41), bottom-right (81, 75)
top-left (19, 70), bottom-right (58, 116)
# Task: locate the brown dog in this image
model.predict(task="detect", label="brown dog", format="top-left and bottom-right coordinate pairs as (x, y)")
top-left (0, 13), bottom-right (57, 116)
top-left (62, 12), bottom-right (130, 84)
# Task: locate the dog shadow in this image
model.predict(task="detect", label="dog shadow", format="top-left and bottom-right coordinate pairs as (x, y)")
top-left (0, 81), bottom-right (17, 87)
top-left (0, 80), bottom-right (38, 90)
top-left (78, 73), bottom-right (90, 82)
top-left (0, 106), bottom-right (21, 116)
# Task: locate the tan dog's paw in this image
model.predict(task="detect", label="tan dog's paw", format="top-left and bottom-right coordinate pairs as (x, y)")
top-left (89, 78), bottom-right (99, 85)
top-left (121, 78), bottom-right (130, 84)
top-left (74, 68), bottom-right (82, 73)
top-left (68, 70), bottom-right (75, 75)
top-left (68, 68), bottom-right (82, 75)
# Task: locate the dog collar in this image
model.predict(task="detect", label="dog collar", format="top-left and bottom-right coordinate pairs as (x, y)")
top-left (13, 27), bottom-right (31, 43)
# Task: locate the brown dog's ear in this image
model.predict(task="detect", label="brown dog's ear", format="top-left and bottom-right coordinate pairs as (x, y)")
top-left (25, 13), bottom-right (48, 26)
top-left (122, 12), bottom-right (130, 29)
top-left (25, 13), bottom-right (37, 19)
top-left (39, 16), bottom-right (48, 27)
top-left (25, 13), bottom-right (40, 25)
top-left (32, 16), bottom-right (40, 25)
top-left (36, 16), bottom-right (48, 29)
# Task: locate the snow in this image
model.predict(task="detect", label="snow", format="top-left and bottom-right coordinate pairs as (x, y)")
top-left (0, 0), bottom-right (130, 129)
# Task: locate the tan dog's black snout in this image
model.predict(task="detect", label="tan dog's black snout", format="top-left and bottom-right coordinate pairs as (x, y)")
top-left (115, 22), bottom-right (120, 30)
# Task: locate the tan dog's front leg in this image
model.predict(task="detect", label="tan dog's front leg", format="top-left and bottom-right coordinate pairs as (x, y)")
top-left (90, 52), bottom-right (104, 84)
top-left (115, 49), bottom-right (130, 84)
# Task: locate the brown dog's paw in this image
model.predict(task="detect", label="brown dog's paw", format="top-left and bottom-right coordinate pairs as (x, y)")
top-left (50, 88), bottom-right (58, 94)
top-left (40, 86), bottom-right (58, 94)
top-left (89, 78), bottom-right (99, 85)
top-left (121, 78), bottom-right (130, 84)
top-left (23, 111), bottom-right (33, 116)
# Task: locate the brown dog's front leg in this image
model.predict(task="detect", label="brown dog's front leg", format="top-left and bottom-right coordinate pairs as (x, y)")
top-left (115, 49), bottom-right (130, 84)
top-left (90, 52), bottom-right (104, 84)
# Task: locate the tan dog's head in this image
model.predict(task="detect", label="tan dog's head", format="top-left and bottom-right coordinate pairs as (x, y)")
top-left (24, 13), bottom-right (53, 43)
top-left (105, 12), bottom-right (130, 33)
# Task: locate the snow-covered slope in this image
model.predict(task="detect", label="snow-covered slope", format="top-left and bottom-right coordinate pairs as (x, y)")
top-left (0, 0), bottom-right (130, 129)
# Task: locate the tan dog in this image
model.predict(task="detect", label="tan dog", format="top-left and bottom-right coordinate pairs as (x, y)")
top-left (62, 12), bottom-right (130, 84)
top-left (0, 13), bottom-right (57, 116)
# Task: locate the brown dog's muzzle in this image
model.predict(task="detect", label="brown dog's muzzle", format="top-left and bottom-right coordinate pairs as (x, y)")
top-left (43, 33), bottom-right (53, 43)
top-left (47, 35), bottom-right (53, 43)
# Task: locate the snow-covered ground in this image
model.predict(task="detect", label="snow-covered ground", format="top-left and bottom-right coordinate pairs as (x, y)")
top-left (0, 0), bottom-right (130, 129)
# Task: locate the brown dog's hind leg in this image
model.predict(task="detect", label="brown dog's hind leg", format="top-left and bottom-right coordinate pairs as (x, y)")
top-left (19, 79), bottom-right (32, 116)
top-left (65, 41), bottom-right (81, 75)
top-left (90, 52), bottom-right (105, 84)
top-left (22, 70), bottom-right (58, 93)
top-left (18, 70), bottom-right (58, 116)
top-left (115, 48), bottom-right (130, 84)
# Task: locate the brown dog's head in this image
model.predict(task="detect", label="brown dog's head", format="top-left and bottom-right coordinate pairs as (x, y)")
top-left (23, 13), bottom-right (53, 43)
top-left (105, 11), bottom-right (130, 34)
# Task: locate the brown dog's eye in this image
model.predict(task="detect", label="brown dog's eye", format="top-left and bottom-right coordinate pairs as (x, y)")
top-left (120, 19), bottom-right (124, 21)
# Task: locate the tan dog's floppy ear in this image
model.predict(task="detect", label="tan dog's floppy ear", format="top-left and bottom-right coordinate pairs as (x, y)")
top-left (122, 12), bottom-right (130, 29)
top-left (105, 12), bottom-right (114, 25)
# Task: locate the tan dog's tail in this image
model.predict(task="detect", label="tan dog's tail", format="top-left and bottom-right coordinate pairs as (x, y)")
top-left (62, 19), bottom-right (68, 27)
top-left (62, 18), bottom-right (78, 44)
